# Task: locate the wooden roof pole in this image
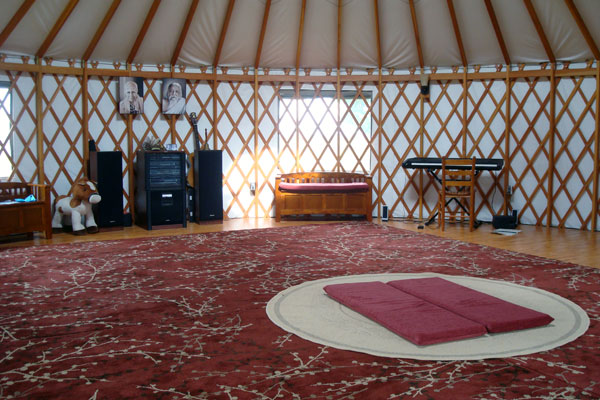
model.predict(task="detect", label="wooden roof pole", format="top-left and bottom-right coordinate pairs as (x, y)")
top-left (524, 0), bottom-right (556, 225)
top-left (294, 0), bottom-right (307, 172)
top-left (295, 0), bottom-right (307, 98)
top-left (295, 0), bottom-right (307, 73)
top-left (409, 0), bottom-right (425, 217)
top-left (254, 0), bottom-right (271, 70)
top-left (523, 0), bottom-right (556, 64)
top-left (446, 0), bottom-right (468, 156)
top-left (252, 0), bottom-right (271, 214)
top-left (36, 0), bottom-right (80, 58)
top-left (446, 0), bottom-right (467, 67)
top-left (171, 0), bottom-right (199, 67)
top-left (82, 0), bottom-right (121, 62)
top-left (563, 0), bottom-right (600, 61)
top-left (337, 0), bottom-right (342, 71)
top-left (408, 0), bottom-right (424, 69)
top-left (213, 0), bottom-right (236, 68)
top-left (127, 0), bottom-right (161, 65)
top-left (0, 0), bottom-right (36, 48)
top-left (484, 0), bottom-right (510, 65)
top-left (373, 0), bottom-right (382, 69)
top-left (212, 1), bottom-right (236, 155)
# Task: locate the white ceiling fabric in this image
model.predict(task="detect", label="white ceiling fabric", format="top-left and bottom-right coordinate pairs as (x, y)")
top-left (1, 0), bottom-right (599, 70)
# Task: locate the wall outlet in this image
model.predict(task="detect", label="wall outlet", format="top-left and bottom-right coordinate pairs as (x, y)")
top-left (507, 185), bottom-right (512, 195)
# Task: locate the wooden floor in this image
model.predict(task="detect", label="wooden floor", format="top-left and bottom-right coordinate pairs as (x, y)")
top-left (1, 218), bottom-right (598, 269)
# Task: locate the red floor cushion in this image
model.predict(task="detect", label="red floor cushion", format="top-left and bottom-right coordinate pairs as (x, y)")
top-left (387, 277), bottom-right (554, 333)
top-left (323, 281), bottom-right (487, 345)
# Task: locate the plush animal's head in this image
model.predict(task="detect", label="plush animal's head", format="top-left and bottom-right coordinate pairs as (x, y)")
top-left (69, 178), bottom-right (101, 208)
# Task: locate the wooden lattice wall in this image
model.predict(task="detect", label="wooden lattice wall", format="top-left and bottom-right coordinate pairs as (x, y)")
top-left (0, 59), bottom-right (598, 231)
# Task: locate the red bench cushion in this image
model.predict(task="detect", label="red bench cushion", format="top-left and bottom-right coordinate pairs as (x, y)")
top-left (323, 281), bottom-right (487, 345)
top-left (278, 182), bottom-right (370, 193)
top-left (387, 277), bottom-right (554, 333)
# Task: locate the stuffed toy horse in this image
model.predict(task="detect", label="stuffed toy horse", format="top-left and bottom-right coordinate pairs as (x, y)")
top-left (52, 178), bottom-right (102, 235)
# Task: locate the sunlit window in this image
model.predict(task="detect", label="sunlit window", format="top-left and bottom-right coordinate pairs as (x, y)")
top-left (0, 83), bottom-right (11, 180)
top-left (278, 90), bottom-right (372, 173)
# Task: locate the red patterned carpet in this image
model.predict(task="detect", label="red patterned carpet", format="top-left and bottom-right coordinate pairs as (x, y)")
top-left (0, 222), bottom-right (599, 399)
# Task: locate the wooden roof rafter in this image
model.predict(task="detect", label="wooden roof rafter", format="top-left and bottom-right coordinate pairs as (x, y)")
top-left (337, 0), bottom-right (342, 71)
top-left (0, 0), bottom-right (36, 48)
top-left (408, 0), bottom-right (424, 69)
top-left (563, 0), bottom-right (600, 61)
top-left (373, 0), bottom-right (382, 69)
top-left (254, 0), bottom-right (271, 70)
top-left (36, 0), bottom-right (80, 58)
top-left (446, 0), bottom-right (467, 67)
top-left (295, 0), bottom-right (307, 73)
top-left (82, 0), bottom-right (121, 62)
top-left (523, 0), bottom-right (555, 64)
top-left (213, 0), bottom-right (236, 69)
top-left (484, 0), bottom-right (510, 65)
top-left (171, 0), bottom-right (199, 67)
top-left (127, 0), bottom-right (161, 65)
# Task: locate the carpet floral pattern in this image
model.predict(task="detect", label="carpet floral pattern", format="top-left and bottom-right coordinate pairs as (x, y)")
top-left (0, 222), bottom-right (599, 399)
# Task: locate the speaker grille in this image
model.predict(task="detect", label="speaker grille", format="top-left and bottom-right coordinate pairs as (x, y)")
top-left (194, 150), bottom-right (223, 221)
top-left (90, 151), bottom-right (123, 228)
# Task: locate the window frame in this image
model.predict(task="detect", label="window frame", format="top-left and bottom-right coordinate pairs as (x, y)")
top-left (0, 81), bottom-right (13, 180)
top-left (277, 88), bottom-right (373, 173)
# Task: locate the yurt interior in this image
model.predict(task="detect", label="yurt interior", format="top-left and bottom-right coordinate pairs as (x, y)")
top-left (0, 1), bottom-right (600, 398)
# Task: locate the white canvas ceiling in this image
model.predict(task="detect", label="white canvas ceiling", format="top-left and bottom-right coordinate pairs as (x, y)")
top-left (0, 0), bottom-right (599, 70)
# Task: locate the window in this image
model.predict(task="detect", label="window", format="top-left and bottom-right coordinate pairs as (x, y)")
top-left (278, 89), bottom-right (372, 173)
top-left (0, 82), bottom-right (12, 180)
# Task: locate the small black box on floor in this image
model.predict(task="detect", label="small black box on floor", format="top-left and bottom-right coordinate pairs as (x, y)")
top-left (382, 205), bottom-right (388, 221)
top-left (492, 210), bottom-right (518, 229)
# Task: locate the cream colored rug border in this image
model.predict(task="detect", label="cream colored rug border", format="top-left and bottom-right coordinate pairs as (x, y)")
top-left (266, 273), bottom-right (589, 360)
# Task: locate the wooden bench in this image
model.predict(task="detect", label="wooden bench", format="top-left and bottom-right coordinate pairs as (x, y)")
top-left (275, 172), bottom-right (372, 222)
top-left (0, 183), bottom-right (52, 239)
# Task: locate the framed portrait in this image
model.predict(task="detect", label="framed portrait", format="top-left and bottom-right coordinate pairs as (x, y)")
top-left (119, 77), bottom-right (144, 115)
top-left (162, 78), bottom-right (186, 115)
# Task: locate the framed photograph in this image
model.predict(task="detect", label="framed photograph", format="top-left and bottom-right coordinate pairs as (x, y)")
top-left (162, 78), bottom-right (186, 115)
top-left (119, 77), bottom-right (144, 115)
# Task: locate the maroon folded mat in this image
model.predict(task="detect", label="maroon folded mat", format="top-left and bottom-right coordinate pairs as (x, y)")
top-left (387, 277), bottom-right (554, 333)
top-left (323, 281), bottom-right (487, 345)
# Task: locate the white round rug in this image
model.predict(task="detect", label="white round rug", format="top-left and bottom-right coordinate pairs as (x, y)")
top-left (266, 273), bottom-right (589, 360)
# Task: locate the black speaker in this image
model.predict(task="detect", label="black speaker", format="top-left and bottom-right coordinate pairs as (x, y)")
top-left (492, 209), bottom-right (519, 229)
top-left (149, 190), bottom-right (185, 225)
top-left (89, 151), bottom-right (124, 228)
top-left (382, 205), bottom-right (389, 221)
top-left (194, 150), bottom-right (223, 221)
